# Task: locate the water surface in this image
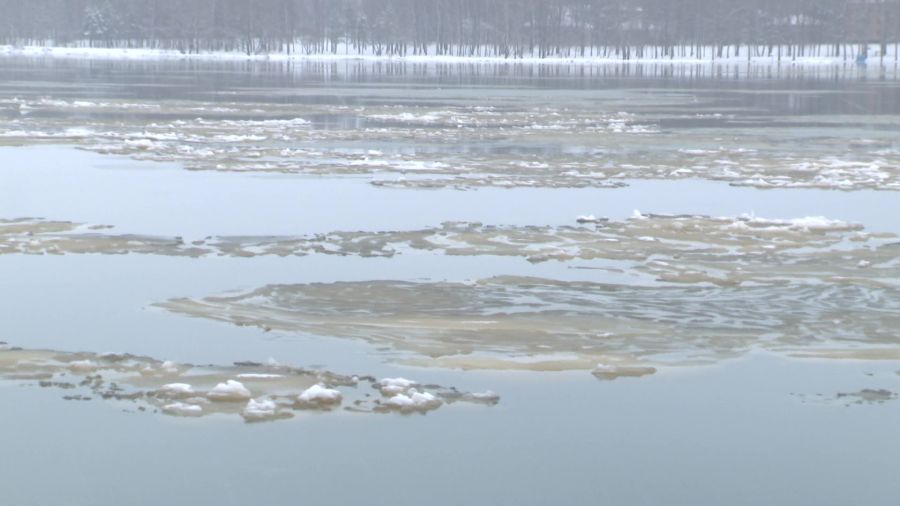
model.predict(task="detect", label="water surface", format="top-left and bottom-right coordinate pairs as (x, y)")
top-left (1, 57), bottom-right (899, 506)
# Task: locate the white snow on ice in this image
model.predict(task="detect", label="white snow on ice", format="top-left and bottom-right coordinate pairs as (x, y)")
top-left (207, 380), bottom-right (252, 402)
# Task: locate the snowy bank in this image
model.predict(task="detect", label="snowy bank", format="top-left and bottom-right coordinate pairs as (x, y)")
top-left (1, 43), bottom-right (897, 67)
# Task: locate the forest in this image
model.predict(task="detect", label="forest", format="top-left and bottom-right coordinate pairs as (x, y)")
top-left (1, 0), bottom-right (899, 60)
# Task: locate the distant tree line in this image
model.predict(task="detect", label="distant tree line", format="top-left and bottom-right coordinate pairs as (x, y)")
top-left (1, 0), bottom-right (899, 60)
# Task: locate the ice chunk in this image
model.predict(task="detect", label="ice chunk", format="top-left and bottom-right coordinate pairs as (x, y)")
top-left (143, 360), bottom-right (181, 375)
top-left (296, 384), bottom-right (343, 409)
top-left (241, 399), bottom-right (278, 421)
top-left (378, 377), bottom-right (416, 395)
top-left (207, 380), bottom-right (252, 401)
top-left (162, 402), bottom-right (203, 417)
top-left (469, 390), bottom-right (501, 403)
top-left (236, 373), bottom-right (284, 380)
top-left (383, 389), bottom-right (442, 412)
top-left (736, 214), bottom-right (859, 232)
top-left (159, 383), bottom-right (194, 397)
top-left (592, 363), bottom-right (657, 380)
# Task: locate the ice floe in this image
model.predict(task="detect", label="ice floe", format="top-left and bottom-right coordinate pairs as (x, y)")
top-left (157, 274), bottom-right (900, 372)
top-left (592, 364), bottom-right (658, 381)
top-left (0, 346), bottom-right (498, 423)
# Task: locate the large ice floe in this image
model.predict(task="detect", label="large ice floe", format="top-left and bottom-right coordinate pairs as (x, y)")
top-left (1, 91), bottom-right (898, 191)
top-left (0, 344), bottom-right (498, 423)
top-left (4, 213), bottom-right (899, 287)
top-left (156, 273), bottom-right (900, 373)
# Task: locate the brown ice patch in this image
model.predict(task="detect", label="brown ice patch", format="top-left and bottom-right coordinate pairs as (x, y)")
top-left (155, 275), bottom-right (900, 373)
top-left (0, 218), bottom-right (206, 256)
top-left (3, 214), bottom-right (898, 288)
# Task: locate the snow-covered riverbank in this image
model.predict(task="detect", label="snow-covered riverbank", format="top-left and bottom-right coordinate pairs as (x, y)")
top-left (2, 42), bottom-right (898, 66)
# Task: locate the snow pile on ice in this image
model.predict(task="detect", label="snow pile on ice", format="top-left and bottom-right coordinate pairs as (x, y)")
top-left (159, 383), bottom-right (194, 397)
top-left (296, 384), bottom-right (343, 409)
top-left (241, 398), bottom-right (282, 422)
top-left (207, 380), bottom-right (252, 401)
top-left (383, 389), bottom-right (442, 413)
top-left (377, 377), bottom-right (417, 395)
top-left (142, 360), bottom-right (180, 375)
top-left (376, 377), bottom-right (444, 412)
top-left (236, 373), bottom-right (284, 380)
top-left (162, 402), bottom-right (203, 417)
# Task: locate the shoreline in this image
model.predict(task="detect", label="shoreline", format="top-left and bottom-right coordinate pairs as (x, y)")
top-left (3, 43), bottom-right (898, 67)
